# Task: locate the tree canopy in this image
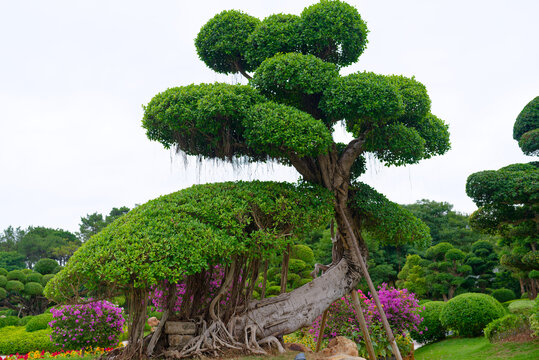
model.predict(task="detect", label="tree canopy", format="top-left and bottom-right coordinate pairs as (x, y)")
top-left (45, 181), bottom-right (332, 303)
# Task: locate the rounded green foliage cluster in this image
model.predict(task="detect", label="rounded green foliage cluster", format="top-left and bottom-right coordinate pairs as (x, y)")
top-left (26, 312), bottom-right (53, 332)
top-left (439, 293), bottom-right (505, 337)
top-left (46, 181), bottom-right (333, 302)
top-left (33, 258), bottom-right (60, 275)
top-left (299, 0), bottom-right (368, 66)
top-left (26, 272), bottom-right (43, 283)
top-left (244, 102), bottom-right (333, 158)
top-left (484, 314), bottom-right (528, 343)
top-left (6, 280), bottom-right (24, 293)
top-left (0, 275), bottom-right (6, 287)
top-left (0, 287), bottom-right (7, 300)
top-left (508, 299), bottom-right (535, 317)
top-left (42, 274), bottom-right (55, 286)
top-left (410, 301), bottom-right (446, 344)
top-left (195, 10), bottom-right (261, 74)
top-left (491, 288), bottom-right (516, 303)
top-left (351, 182), bottom-right (431, 248)
top-left (7, 270), bottom-right (26, 282)
top-left (291, 244), bottom-right (315, 265)
top-left (0, 326), bottom-right (60, 353)
top-left (142, 83), bottom-right (265, 159)
top-left (0, 268), bottom-right (7, 276)
top-left (513, 96), bottom-right (539, 155)
top-left (246, 14), bottom-right (301, 68)
top-left (0, 316), bottom-right (18, 329)
top-left (24, 282), bottom-right (44, 296)
top-left (251, 53), bottom-right (339, 111)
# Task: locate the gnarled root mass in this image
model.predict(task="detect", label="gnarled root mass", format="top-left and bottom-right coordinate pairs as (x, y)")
top-left (163, 319), bottom-right (285, 359)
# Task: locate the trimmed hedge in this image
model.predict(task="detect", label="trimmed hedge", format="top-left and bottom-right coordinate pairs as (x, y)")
top-left (484, 314), bottom-right (528, 342)
top-left (410, 301), bottom-right (446, 344)
top-left (491, 288), bottom-right (516, 303)
top-left (0, 316), bottom-right (19, 329)
top-left (26, 272), bottom-right (43, 284)
top-left (0, 326), bottom-right (60, 354)
top-left (26, 312), bottom-right (53, 332)
top-left (7, 270), bottom-right (26, 282)
top-left (440, 293), bottom-right (505, 337)
top-left (508, 299), bottom-right (535, 316)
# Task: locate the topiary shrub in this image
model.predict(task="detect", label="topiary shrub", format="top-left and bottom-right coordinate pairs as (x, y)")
top-left (41, 274), bottom-right (55, 286)
top-left (26, 272), bottom-right (43, 284)
top-left (33, 258), bottom-right (59, 275)
top-left (288, 258), bottom-right (307, 273)
top-left (0, 268), bottom-right (7, 276)
top-left (49, 300), bottom-right (125, 349)
top-left (290, 244), bottom-right (315, 265)
top-left (508, 299), bottom-right (535, 317)
top-left (484, 314), bottom-right (529, 342)
top-left (0, 316), bottom-right (19, 329)
top-left (0, 287), bottom-right (7, 300)
top-left (0, 326), bottom-right (60, 353)
top-left (266, 285), bottom-right (282, 296)
top-left (440, 293), bottom-right (505, 337)
top-left (410, 301), bottom-right (446, 344)
top-left (5, 280), bottom-right (25, 293)
top-left (491, 288), bottom-right (516, 303)
top-left (24, 282), bottom-right (44, 296)
top-left (18, 315), bottom-right (34, 326)
top-left (21, 269), bottom-right (32, 275)
top-left (0, 274), bottom-right (7, 287)
top-left (7, 270), bottom-right (26, 283)
top-left (26, 312), bottom-right (53, 332)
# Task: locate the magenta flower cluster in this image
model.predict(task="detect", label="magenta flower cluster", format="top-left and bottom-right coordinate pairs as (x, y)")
top-left (49, 300), bottom-right (125, 350)
top-left (149, 265), bottom-right (224, 312)
top-left (310, 284), bottom-right (423, 342)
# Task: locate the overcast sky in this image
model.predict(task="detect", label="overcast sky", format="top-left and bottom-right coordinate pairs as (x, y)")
top-left (0, 0), bottom-right (537, 234)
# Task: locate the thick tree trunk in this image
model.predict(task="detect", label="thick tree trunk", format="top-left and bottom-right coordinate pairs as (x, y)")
top-left (229, 259), bottom-right (359, 339)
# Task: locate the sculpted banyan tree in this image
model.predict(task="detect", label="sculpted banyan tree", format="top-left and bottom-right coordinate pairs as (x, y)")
top-left (45, 1), bottom-right (450, 359)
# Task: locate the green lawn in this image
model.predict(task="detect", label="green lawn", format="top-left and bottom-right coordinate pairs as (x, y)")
top-left (415, 337), bottom-right (539, 360)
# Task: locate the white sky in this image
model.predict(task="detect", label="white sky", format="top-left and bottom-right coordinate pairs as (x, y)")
top-left (0, 0), bottom-right (537, 233)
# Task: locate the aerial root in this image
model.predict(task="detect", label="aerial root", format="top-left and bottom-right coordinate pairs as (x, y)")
top-left (164, 319), bottom-right (283, 359)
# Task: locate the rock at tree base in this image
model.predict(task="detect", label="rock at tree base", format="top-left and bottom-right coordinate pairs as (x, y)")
top-left (164, 321), bottom-right (197, 335)
top-left (169, 334), bottom-right (194, 347)
top-left (325, 356), bottom-right (366, 360)
top-left (314, 336), bottom-right (361, 359)
top-left (148, 316), bottom-right (159, 327)
top-left (286, 342), bottom-right (314, 353)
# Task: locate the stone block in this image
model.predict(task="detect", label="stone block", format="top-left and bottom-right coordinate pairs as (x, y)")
top-left (165, 321), bottom-right (197, 335)
top-left (168, 334), bottom-right (194, 347)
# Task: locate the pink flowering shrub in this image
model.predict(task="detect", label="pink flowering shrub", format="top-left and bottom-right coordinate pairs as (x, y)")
top-left (310, 284), bottom-right (422, 357)
top-left (49, 300), bottom-right (125, 349)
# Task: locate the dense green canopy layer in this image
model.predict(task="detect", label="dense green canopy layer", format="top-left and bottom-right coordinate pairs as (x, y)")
top-left (513, 96), bottom-right (539, 156)
top-left (44, 181), bottom-right (333, 303)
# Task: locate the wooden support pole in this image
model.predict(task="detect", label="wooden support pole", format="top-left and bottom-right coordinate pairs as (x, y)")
top-left (350, 290), bottom-right (376, 360)
top-left (315, 309), bottom-right (329, 353)
top-left (338, 205), bottom-right (403, 360)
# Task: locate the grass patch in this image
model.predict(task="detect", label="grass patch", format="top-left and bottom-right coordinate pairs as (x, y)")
top-left (415, 337), bottom-right (539, 360)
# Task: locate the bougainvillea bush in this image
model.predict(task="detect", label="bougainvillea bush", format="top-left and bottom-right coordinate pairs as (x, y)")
top-left (49, 300), bottom-right (125, 349)
top-left (310, 284), bottom-right (422, 357)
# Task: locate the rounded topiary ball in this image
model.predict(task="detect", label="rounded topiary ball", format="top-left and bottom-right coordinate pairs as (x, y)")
top-left (0, 268), bottom-right (7, 276)
top-left (291, 244), bottom-right (315, 265)
top-left (0, 287), bottom-right (7, 300)
top-left (26, 272), bottom-right (43, 284)
top-left (7, 270), bottom-right (26, 283)
top-left (0, 275), bottom-right (7, 287)
top-left (33, 258), bottom-right (60, 275)
top-left (24, 282), bottom-right (44, 296)
top-left (410, 301), bottom-right (446, 344)
top-left (5, 280), bottom-right (25, 293)
top-left (440, 293), bottom-right (505, 337)
top-left (42, 274), bottom-right (55, 286)
top-left (26, 312), bottom-right (53, 332)
top-left (491, 288), bottom-right (516, 303)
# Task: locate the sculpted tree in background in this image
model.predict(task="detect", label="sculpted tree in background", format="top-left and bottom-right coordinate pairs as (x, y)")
top-left (466, 96), bottom-right (538, 298)
top-left (47, 1), bottom-right (450, 359)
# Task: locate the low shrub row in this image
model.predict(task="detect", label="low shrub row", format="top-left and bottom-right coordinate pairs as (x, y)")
top-left (0, 326), bottom-right (60, 354)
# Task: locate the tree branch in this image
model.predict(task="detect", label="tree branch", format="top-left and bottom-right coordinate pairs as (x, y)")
top-left (340, 136), bottom-right (366, 173)
top-left (234, 60), bottom-right (252, 80)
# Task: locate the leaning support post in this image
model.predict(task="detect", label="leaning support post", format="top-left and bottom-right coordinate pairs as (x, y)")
top-left (338, 205), bottom-right (403, 360)
top-left (350, 290), bottom-right (376, 360)
top-left (315, 309), bottom-right (329, 353)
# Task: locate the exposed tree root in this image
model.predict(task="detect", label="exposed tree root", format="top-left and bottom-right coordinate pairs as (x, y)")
top-left (163, 318), bottom-right (284, 359)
